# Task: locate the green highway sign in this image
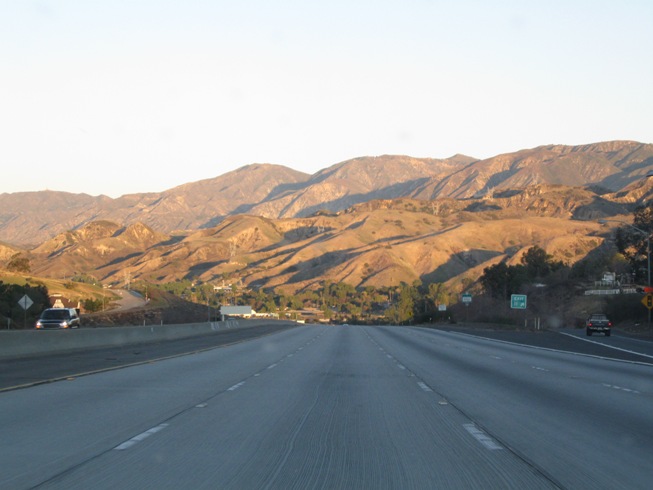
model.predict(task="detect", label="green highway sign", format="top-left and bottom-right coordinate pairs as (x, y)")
top-left (510, 294), bottom-right (527, 309)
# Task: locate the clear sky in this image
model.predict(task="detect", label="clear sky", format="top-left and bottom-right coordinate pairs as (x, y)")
top-left (1, 0), bottom-right (651, 197)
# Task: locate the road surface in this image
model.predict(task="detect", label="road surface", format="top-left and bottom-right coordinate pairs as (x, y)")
top-left (1, 325), bottom-right (651, 489)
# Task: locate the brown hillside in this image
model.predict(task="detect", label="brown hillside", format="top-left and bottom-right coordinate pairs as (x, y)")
top-left (412, 141), bottom-right (653, 200)
top-left (31, 221), bottom-right (169, 280)
top-left (248, 154), bottom-right (476, 218)
top-left (18, 185), bottom-right (622, 296)
top-left (0, 141), bottom-right (651, 247)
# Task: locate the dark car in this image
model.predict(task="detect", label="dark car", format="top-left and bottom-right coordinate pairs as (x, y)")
top-left (586, 313), bottom-right (611, 336)
top-left (35, 308), bottom-right (81, 329)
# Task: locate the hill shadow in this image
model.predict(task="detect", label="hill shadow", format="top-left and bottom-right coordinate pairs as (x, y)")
top-left (184, 261), bottom-right (226, 279)
top-left (282, 226), bottom-right (336, 243)
top-left (229, 181), bottom-right (314, 217)
top-left (599, 156), bottom-right (653, 190)
top-left (292, 178), bottom-right (431, 217)
top-left (285, 248), bottom-right (364, 284)
top-left (571, 197), bottom-right (633, 220)
top-left (464, 202), bottom-right (502, 212)
top-left (370, 225), bottom-right (463, 248)
top-left (155, 235), bottom-right (185, 247)
top-left (198, 177), bottom-right (432, 226)
top-left (420, 248), bottom-right (503, 283)
top-left (200, 215), bottom-right (227, 229)
top-left (101, 252), bottom-right (143, 268)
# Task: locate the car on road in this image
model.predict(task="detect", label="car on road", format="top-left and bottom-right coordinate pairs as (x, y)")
top-left (35, 308), bottom-right (81, 329)
top-left (586, 313), bottom-right (611, 336)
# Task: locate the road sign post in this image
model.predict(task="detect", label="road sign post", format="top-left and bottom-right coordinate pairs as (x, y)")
top-left (461, 293), bottom-right (472, 323)
top-left (510, 294), bottom-right (527, 309)
top-left (510, 294), bottom-right (527, 328)
top-left (17, 294), bottom-right (33, 329)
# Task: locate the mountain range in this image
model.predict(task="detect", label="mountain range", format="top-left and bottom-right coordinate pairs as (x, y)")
top-left (1, 140), bottom-right (653, 294)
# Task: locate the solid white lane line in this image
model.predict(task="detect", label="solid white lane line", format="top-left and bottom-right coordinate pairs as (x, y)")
top-left (450, 330), bottom-right (653, 365)
top-left (556, 333), bottom-right (653, 360)
top-left (114, 424), bottom-right (169, 450)
top-left (463, 423), bottom-right (503, 450)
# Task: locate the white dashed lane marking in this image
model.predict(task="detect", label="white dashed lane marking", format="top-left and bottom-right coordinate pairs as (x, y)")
top-left (603, 383), bottom-right (640, 394)
top-left (114, 424), bottom-right (169, 451)
top-left (227, 381), bottom-right (245, 391)
top-left (463, 423), bottom-right (503, 451)
top-left (417, 382), bottom-right (433, 392)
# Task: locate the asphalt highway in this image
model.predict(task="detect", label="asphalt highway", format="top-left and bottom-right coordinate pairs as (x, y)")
top-left (1, 325), bottom-right (651, 489)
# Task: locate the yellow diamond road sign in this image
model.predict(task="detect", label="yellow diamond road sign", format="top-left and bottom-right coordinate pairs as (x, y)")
top-left (642, 294), bottom-right (653, 310)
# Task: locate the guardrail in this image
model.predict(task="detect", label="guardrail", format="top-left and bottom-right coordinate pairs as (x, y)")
top-left (0, 319), bottom-right (297, 360)
top-left (584, 288), bottom-right (639, 295)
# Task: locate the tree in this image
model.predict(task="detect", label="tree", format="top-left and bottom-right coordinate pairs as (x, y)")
top-left (82, 298), bottom-right (104, 313)
top-left (480, 262), bottom-right (527, 299)
top-left (395, 282), bottom-right (416, 323)
top-left (263, 298), bottom-right (277, 313)
top-left (0, 281), bottom-right (50, 329)
top-left (520, 246), bottom-right (564, 279)
top-left (427, 283), bottom-right (449, 309)
top-left (633, 202), bottom-right (653, 232)
top-left (615, 203), bottom-right (653, 283)
top-left (321, 303), bottom-right (333, 319)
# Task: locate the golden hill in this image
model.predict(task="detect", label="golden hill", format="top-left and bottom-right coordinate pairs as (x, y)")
top-left (11, 184), bottom-right (632, 295)
top-left (1, 140), bottom-right (651, 247)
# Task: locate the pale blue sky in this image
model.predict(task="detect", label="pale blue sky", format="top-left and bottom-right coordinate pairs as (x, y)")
top-left (1, 0), bottom-right (651, 197)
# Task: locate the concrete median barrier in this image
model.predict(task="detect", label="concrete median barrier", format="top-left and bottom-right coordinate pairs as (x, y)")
top-left (0, 319), bottom-right (297, 360)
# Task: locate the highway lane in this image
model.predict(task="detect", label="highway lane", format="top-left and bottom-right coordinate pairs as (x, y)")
top-left (0, 325), bottom-right (651, 489)
top-left (368, 327), bottom-right (653, 489)
top-left (2, 325), bottom-right (555, 489)
top-left (1, 325), bottom-right (320, 489)
top-left (436, 326), bottom-right (653, 363)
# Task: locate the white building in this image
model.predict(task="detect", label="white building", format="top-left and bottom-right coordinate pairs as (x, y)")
top-left (220, 306), bottom-right (255, 319)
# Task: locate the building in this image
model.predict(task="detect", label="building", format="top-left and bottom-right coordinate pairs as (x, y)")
top-left (220, 305), bottom-right (255, 319)
top-left (49, 294), bottom-right (81, 311)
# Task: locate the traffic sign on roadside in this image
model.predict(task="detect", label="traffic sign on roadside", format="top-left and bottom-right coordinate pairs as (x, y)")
top-left (461, 293), bottom-right (472, 305)
top-left (641, 294), bottom-right (653, 310)
top-left (17, 294), bottom-right (34, 329)
top-left (510, 294), bottom-right (527, 309)
top-left (18, 294), bottom-right (33, 310)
